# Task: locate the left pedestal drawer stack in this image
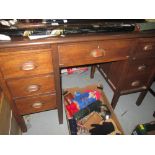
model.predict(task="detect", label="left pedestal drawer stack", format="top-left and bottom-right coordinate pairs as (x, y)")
top-left (0, 45), bottom-right (57, 132)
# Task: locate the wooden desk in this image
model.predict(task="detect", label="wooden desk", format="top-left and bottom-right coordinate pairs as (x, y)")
top-left (0, 31), bottom-right (155, 132)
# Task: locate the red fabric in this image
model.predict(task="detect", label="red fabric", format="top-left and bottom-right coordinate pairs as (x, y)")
top-left (66, 102), bottom-right (79, 118)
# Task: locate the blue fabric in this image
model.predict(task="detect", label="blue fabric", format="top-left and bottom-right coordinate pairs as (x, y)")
top-left (73, 92), bottom-right (97, 110)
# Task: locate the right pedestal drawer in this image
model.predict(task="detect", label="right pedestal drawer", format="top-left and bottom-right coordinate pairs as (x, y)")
top-left (122, 57), bottom-right (155, 91)
top-left (127, 58), bottom-right (155, 77)
top-left (135, 38), bottom-right (155, 58)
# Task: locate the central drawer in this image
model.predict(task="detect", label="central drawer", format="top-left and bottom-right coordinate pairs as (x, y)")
top-left (58, 40), bottom-right (133, 67)
top-left (7, 74), bottom-right (55, 98)
top-left (15, 93), bottom-right (57, 115)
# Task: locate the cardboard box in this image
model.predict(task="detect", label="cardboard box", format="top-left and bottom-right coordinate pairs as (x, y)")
top-left (63, 85), bottom-right (124, 135)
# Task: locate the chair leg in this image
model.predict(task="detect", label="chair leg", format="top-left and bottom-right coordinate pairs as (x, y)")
top-left (111, 92), bottom-right (120, 109)
top-left (136, 90), bottom-right (148, 106)
top-left (90, 65), bottom-right (96, 79)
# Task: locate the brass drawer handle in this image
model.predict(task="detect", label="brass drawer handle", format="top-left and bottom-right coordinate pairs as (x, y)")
top-left (27, 84), bottom-right (40, 92)
top-left (143, 44), bottom-right (153, 51)
top-left (32, 102), bottom-right (43, 109)
top-left (21, 61), bottom-right (37, 71)
top-left (138, 65), bottom-right (146, 71)
top-left (90, 48), bottom-right (105, 58)
top-left (131, 81), bottom-right (140, 87)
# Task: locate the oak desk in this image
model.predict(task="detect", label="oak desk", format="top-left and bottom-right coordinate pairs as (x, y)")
top-left (0, 31), bottom-right (155, 132)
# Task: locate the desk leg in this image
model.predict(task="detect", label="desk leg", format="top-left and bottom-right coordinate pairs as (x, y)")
top-left (136, 90), bottom-right (148, 106)
top-left (136, 72), bottom-right (155, 106)
top-left (111, 92), bottom-right (120, 109)
top-left (52, 45), bottom-right (63, 124)
top-left (90, 65), bottom-right (96, 79)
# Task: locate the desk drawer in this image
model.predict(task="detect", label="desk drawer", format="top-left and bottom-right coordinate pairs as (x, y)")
top-left (7, 74), bottom-right (55, 98)
top-left (15, 93), bottom-right (57, 115)
top-left (136, 38), bottom-right (155, 58)
top-left (128, 58), bottom-right (155, 77)
top-left (58, 40), bottom-right (133, 67)
top-left (0, 50), bottom-right (53, 79)
top-left (122, 74), bottom-right (150, 91)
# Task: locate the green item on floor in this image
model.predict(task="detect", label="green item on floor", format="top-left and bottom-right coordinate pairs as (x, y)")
top-left (73, 100), bottom-right (102, 120)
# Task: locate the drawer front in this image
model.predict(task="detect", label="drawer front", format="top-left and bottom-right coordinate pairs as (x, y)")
top-left (15, 93), bottom-right (57, 115)
top-left (136, 38), bottom-right (155, 58)
top-left (0, 50), bottom-right (53, 79)
top-left (128, 58), bottom-right (155, 77)
top-left (7, 75), bottom-right (55, 98)
top-left (122, 74), bottom-right (150, 91)
top-left (58, 40), bottom-right (133, 67)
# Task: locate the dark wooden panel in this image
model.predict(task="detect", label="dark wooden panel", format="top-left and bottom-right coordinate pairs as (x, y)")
top-left (135, 38), bottom-right (155, 58)
top-left (99, 62), bottom-right (112, 77)
top-left (128, 58), bottom-right (155, 77)
top-left (122, 73), bottom-right (150, 91)
top-left (106, 61), bottom-right (125, 88)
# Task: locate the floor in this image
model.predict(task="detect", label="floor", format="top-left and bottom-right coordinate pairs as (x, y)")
top-left (23, 68), bottom-right (155, 135)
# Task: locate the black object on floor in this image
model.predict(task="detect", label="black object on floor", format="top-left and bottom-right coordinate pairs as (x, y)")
top-left (68, 118), bottom-right (77, 135)
top-left (89, 122), bottom-right (115, 135)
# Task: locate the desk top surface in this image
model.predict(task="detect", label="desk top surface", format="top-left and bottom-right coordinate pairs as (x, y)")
top-left (0, 19), bottom-right (155, 48)
top-left (0, 31), bottom-right (155, 48)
